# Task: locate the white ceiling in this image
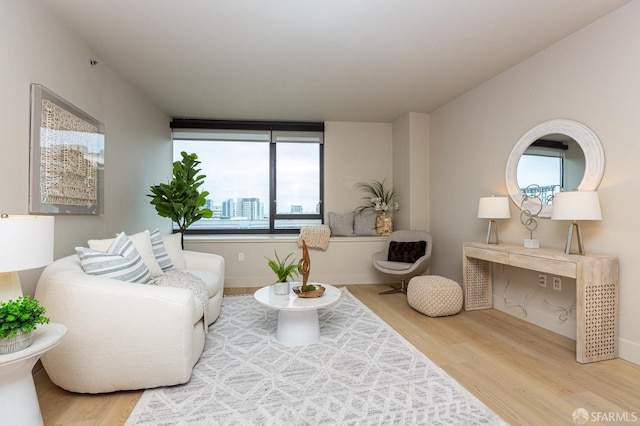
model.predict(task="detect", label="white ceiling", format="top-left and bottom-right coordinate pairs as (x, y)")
top-left (41, 0), bottom-right (628, 123)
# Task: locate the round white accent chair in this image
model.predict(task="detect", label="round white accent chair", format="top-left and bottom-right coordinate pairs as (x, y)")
top-left (34, 250), bottom-right (224, 394)
top-left (373, 230), bottom-right (432, 294)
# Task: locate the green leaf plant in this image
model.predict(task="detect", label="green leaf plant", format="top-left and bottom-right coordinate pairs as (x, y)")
top-left (265, 251), bottom-right (300, 283)
top-left (0, 296), bottom-right (50, 339)
top-left (354, 178), bottom-right (400, 214)
top-left (148, 152), bottom-right (213, 248)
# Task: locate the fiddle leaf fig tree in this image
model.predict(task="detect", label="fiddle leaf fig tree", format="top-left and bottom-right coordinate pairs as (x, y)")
top-left (148, 152), bottom-right (213, 248)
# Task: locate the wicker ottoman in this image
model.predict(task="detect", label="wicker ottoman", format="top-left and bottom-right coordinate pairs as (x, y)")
top-left (407, 275), bottom-right (463, 317)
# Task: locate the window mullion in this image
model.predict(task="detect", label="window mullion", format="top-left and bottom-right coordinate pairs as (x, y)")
top-left (269, 139), bottom-right (276, 231)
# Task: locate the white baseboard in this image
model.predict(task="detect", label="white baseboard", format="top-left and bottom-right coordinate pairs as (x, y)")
top-left (619, 338), bottom-right (640, 366)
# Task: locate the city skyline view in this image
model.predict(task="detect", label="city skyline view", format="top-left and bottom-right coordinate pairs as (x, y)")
top-left (173, 138), bottom-right (321, 230)
top-left (174, 140), bottom-right (320, 215)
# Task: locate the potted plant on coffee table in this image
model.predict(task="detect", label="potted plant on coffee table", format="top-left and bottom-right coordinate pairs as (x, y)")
top-left (0, 296), bottom-right (50, 353)
top-left (265, 251), bottom-right (299, 295)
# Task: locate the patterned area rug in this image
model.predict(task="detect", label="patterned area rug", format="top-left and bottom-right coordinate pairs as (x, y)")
top-left (126, 289), bottom-right (505, 425)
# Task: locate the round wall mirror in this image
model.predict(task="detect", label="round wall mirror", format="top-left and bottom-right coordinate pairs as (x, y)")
top-left (505, 119), bottom-right (605, 218)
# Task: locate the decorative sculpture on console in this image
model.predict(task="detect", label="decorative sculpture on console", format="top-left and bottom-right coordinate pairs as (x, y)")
top-left (520, 184), bottom-right (543, 248)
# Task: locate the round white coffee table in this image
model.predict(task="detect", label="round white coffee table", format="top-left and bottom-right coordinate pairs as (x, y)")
top-left (254, 282), bottom-right (341, 346)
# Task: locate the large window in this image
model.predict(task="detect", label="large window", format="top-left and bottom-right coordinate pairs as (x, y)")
top-left (171, 120), bottom-right (323, 233)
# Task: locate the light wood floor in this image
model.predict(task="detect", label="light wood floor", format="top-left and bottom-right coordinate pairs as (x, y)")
top-left (35, 284), bottom-right (640, 425)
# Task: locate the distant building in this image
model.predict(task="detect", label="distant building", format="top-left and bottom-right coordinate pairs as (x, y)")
top-left (222, 198), bottom-right (237, 218)
top-left (237, 198), bottom-right (262, 220)
top-left (211, 205), bottom-right (223, 218)
top-left (291, 205), bottom-right (303, 213)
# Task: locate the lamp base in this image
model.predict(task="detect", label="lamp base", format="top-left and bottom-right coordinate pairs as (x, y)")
top-left (565, 221), bottom-right (585, 255)
top-left (524, 239), bottom-right (540, 249)
top-left (485, 220), bottom-right (500, 244)
top-left (0, 271), bottom-right (24, 302)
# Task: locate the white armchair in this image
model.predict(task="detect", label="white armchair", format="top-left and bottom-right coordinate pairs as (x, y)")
top-left (34, 249), bottom-right (224, 394)
top-left (373, 230), bottom-right (432, 294)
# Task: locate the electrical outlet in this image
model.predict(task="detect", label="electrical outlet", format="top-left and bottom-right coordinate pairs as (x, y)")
top-left (238, 252), bottom-right (244, 261)
top-left (538, 274), bottom-right (547, 287)
top-left (553, 277), bottom-right (562, 291)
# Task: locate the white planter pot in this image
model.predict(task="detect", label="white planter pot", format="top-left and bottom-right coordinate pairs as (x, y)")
top-left (273, 282), bottom-right (290, 295)
top-left (0, 330), bottom-right (34, 354)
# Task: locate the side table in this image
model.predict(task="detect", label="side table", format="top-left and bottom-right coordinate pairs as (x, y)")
top-left (0, 323), bottom-right (67, 426)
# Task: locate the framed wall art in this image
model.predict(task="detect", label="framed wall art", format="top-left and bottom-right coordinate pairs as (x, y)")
top-left (29, 83), bottom-right (104, 214)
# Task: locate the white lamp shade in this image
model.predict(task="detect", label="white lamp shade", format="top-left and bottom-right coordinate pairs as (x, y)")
top-left (478, 197), bottom-right (511, 219)
top-left (551, 191), bottom-right (602, 221)
top-left (0, 215), bottom-right (54, 272)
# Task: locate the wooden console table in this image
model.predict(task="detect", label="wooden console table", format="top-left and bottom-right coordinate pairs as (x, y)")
top-left (462, 242), bottom-right (618, 363)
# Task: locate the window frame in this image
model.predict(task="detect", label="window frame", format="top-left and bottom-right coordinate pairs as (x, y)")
top-left (170, 119), bottom-right (324, 235)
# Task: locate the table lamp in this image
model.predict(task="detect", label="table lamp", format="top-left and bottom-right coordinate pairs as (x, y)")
top-left (551, 191), bottom-right (602, 255)
top-left (478, 196), bottom-right (511, 244)
top-left (0, 214), bottom-right (54, 301)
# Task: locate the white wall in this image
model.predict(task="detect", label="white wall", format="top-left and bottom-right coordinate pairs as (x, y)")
top-left (429, 0), bottom-right (640, 364)
top-left (323, 121), bottom-right (393, 214)
top-left (0, 1), bottom-right (170, 296)
top-left (393, 112), bottom-right (430, 231)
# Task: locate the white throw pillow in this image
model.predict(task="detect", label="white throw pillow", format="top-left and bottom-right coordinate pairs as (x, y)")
top-left (88, 230), bottom-right (163, 277)
top-left (76, 232), bottom-right (152, 283)
top-left (87, 236), bottom-right (114, 252)
top-left (162, 232), bottom-right (186, 269)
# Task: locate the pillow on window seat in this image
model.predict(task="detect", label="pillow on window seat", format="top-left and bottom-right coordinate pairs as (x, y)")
top-left (387, 240), bottom-right (427, 263)
top-left (328, 212), bottom-right (355, 236)
top-left (354, 211), bottom-right (378, 236)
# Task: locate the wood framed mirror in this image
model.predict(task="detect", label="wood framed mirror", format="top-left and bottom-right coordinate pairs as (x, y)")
top-left (505, 119), bottom-right (605, 218)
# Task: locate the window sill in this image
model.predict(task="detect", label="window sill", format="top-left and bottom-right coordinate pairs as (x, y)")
top-left (185, 234), bottom-right (387, 244)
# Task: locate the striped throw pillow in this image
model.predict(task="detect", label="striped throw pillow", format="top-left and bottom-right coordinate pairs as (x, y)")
top-left (149, 228), bottom-right (175, 272)
top-left (76, 232), bottom-right (151, 283)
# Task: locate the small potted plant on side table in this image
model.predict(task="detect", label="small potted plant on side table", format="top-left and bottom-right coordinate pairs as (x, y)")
top-left (0, 296), bottom-right (50, 354)
top-left (265, 251), bottom-right (299, 295)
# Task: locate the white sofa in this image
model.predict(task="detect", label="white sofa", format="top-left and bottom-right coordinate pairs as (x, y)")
top-left (35, 235), bottom-right (224, 394)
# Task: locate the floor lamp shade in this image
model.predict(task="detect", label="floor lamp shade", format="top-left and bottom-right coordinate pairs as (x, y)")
top-left (0, 215), bottom-right (55, 272)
